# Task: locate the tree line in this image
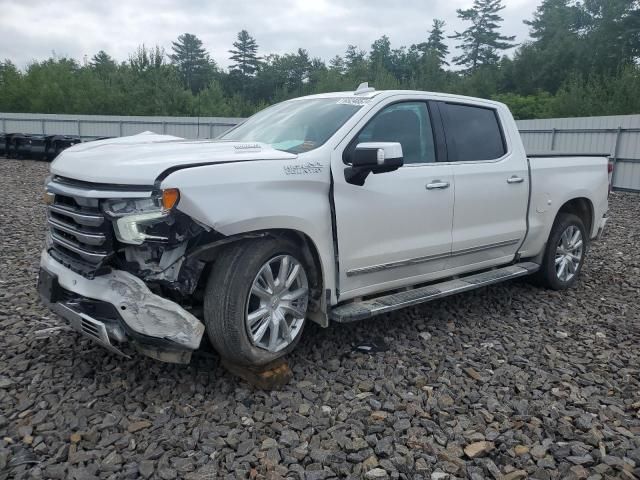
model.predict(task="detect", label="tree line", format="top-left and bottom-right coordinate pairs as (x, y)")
top-left (1, 0), bottom-right (639, 120)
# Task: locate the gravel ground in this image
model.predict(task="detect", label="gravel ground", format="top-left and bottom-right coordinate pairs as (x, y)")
top-left (0, 158), bottom-right (639, 480)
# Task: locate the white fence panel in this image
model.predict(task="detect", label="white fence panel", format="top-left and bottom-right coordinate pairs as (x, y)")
top-left (2, 112), bottom-right (639, 191)
top-left (0, 112), bottom-right (244, 140)
top-left (517, 114), bottom-right (640, 192)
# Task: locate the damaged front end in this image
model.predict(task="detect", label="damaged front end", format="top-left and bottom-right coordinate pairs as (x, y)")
top-left (103, 191), bottom-right (211, 298)
top-left (39, 176), bottom-right (220, 363)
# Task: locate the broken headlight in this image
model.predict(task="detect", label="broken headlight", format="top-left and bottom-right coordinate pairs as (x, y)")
top-left (103, 189), bottom-right (180, 245)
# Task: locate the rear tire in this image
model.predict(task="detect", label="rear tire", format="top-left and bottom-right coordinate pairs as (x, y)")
top-left (203, 238), bottom-right (310, 367)
top-left (535, 213), bottom-right (587, 290)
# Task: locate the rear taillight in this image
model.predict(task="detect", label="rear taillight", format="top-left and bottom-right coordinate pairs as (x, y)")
top-left (608, 161), bottom-right (614, 196)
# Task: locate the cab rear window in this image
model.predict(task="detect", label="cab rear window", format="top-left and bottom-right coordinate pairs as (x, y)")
top-left (441, 103), bottom-right (506, 161)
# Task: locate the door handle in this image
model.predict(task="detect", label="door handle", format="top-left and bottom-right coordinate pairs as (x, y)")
top-left (426, 181), bottom-right (450, 190)
top-left (507, 176), bottom-right (525, 184)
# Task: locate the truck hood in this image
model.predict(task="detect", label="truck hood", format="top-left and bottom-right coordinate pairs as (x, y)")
top-left (50, 131), bottom-right (298, 185)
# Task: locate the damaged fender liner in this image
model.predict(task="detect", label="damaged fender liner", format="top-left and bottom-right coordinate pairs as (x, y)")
top-left (40, 250), bottom-right (205, 351)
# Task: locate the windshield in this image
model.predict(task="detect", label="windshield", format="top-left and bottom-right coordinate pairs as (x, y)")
top-left (221, 98), bottom-right (365, 153)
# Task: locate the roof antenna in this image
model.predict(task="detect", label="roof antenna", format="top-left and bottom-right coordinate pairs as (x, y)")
top-left (355, 82), bottom-right (375, 95)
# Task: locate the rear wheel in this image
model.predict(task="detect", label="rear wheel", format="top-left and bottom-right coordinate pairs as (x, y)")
top-left (203, 238), bottom-right (310, 366)
top-left (535, 213), bottom-right (587, 290)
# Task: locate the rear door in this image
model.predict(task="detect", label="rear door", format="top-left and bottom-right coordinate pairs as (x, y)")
top-left (436, 101), bottom-right (528, 271)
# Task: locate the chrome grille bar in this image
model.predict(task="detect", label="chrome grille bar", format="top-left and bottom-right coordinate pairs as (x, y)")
top-left (48, 217), bottom-right (106, 246)
top-left (50, 232), bottom-right (108, 261)
top-left (48, 204), bottom-right (104, 227)
top-left (47, 180), bottom-right (153, 199)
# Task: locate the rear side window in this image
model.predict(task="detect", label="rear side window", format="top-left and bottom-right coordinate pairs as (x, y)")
top-left (441, 103), bottom-right (506, 161)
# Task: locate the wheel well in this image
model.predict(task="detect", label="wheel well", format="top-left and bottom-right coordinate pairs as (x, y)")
top-left (191, 229), bottom-right (328, 326)
top-left (271, 229), bottom-right (327, 326)
top-left (557, 198), bottom-right (593, 236)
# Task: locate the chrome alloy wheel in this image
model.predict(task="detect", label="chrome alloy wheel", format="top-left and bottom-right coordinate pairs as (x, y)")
top-left (555, 225), bottom-right (584, 282)
top-left (245, 255), bottom-right (309, 352)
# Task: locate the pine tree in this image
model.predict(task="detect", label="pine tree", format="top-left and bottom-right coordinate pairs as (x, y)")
top-left (370, 35), bottom-right (393, 71)
top-left (344, 45), bottom-right (367, 70)
top-left (426, 19), bottom-right (450, 66)
top-left (451, 0), bottom-right (516, 71)
top-left (514, 0), bottom-right (582, 93)
top-left (90, 50), bottom-right (117, 79)
top-left (578, 0), bottom-right (640, 74)
top-left (91, 51), bottom-right (116, 69)
top-left (344, 45), bottom-right (368, 80)
top-left (170, 33), bottom-right (215, 94)
top-left (524, 0), bottom-right (580, 48)
top-left (229, 30), bottom-right (261, 77)
top-left (329, 55), bottom-right (345, 74)
top-left (415, 19), bottom-right (450, 68)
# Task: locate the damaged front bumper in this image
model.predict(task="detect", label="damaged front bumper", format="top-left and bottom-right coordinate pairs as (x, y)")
top-left (38, 250), bottom-right (205, 364)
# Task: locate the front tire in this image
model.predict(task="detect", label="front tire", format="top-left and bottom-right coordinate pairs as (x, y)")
top-left (536, 213), bottom-right (587, 290)
top-left (203, 238), bottom-right (310, 366)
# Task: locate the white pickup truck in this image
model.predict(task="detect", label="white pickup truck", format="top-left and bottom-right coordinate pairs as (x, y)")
top-left (38, 85), bottom-right (610, 367)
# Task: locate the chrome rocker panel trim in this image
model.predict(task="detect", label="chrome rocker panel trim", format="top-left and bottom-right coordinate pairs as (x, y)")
top-left (346, 238), bottom-right (521, 277)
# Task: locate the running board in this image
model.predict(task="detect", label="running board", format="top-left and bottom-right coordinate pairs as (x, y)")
top-left (330, 262), bottom-right (540, 323)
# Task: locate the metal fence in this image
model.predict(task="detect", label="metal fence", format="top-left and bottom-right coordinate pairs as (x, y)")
top-left (517, 114), bottom-right (640, 192)
top-left (0, 112), bottom-right (244, 140)
top-left (2, 112), bottom-right (639, 192)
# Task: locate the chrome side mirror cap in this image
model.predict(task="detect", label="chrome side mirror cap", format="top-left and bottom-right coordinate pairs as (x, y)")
top-left (346, 142), bottom-right (404, 186)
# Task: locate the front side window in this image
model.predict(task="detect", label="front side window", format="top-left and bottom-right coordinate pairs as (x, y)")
top-left (221, 98), bottom-right (364, 154)
top-left (441, 103), bottom-right (506, 161)
top-left (352, 102), bottom-right (436, 164)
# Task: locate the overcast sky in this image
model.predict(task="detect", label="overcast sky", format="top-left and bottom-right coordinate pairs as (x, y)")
top-left (0, 0), bottom-right (540, 69)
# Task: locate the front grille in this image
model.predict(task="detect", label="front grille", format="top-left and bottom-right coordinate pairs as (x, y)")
top-left (47, 193), bottom-right (113, 265)
top-left (46, 176), bottom-right (155, 275)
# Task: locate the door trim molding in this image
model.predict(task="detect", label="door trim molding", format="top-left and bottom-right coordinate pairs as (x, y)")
top-left (450, 238), bottom-right (520, 257)
top-left (345, 238), bottom-right (520, 277)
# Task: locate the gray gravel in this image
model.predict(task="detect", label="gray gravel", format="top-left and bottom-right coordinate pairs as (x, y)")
top-left (1, 158), bottom-right (639, 480)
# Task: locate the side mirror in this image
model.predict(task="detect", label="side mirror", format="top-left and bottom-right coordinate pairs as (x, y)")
top-left (345, 142), bottom-right (404, 186)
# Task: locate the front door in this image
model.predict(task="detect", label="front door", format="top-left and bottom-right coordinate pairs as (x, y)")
top-left (332, 100), bottom-right (455, 300)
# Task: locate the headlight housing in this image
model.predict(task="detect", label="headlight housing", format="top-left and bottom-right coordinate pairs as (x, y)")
top-left (103, 189), bottom-right (180, 245)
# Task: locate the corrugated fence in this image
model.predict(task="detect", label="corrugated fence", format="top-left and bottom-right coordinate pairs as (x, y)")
top-left (517, 114), bottom-right (640, 192)
top-left (0, 112), bottom-right (244, 140)
top-left (2, 112), bottom-right (639, 192)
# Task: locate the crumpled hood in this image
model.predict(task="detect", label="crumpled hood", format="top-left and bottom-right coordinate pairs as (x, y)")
top-left (51, 131), bottom-right (297, 185)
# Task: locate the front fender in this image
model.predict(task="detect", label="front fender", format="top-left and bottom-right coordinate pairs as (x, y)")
top-left (160, 160), bottom-right (337, 302)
